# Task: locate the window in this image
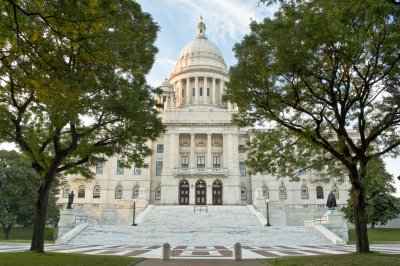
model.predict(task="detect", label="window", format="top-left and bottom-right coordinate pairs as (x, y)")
top-left (181, 156), bottom-right (189, 168)
top-left (96, 162), bottom-right (104, 174)
top-left (116, 160), bottom-right (124, 175)
top-left (262, 186), bottom-right (269, 199)
top-left (132, 185), bottom-right (140, 199)
top-left (241, 187), bottom-right (247, 200)
top-left (62, 185), bottom-right (70, 198)
top-left (192, 88), bottom-right (195, 96)
top-left (156, 161), bottom-right (163, 176)
top-left (134, 166), bottom-right (141, 175)
top-left (197, 156), bottom-right (205, 168)
top-left (93, 185), bottom-right (101, 198)
top-left (115, 185), bottom-right (123, 199)
top-left (239, 162), bottom-right (246, 176)
top-left (279, 186), bottom-right (287, 199)
top-left (299, 169), bottom-right (306, 176)
top-left (238, 145), bottom-right (246, 153)
top-left (213, 156), bottom-right (220, 168)
top-left (157, 144), bottom-right (164, 153)
top-left (316, 186), bottom-right (324, 199)
top-left (78, 185), bottom-right (85, 198)
top-left (155, 186), bottom-right (161, 200)
top-left (301, 185), bottom-right (309, 199)
top-left (332, 185), bottom-right (339, 199)
top-left (200, 87), bottom-right (203, 96)
top-left (207, 88), bottom-right (210, 96)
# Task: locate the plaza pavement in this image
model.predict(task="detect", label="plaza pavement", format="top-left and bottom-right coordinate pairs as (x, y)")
top-left (1, 242), bottom-right (400, 259)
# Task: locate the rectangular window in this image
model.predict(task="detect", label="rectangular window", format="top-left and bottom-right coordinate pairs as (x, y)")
top-left (116, 160), bottom-right (124, 175)
top-left (207, 88), bottom-right (210, 96)
top-left (213, 156), bottom-right (220, 168)
top-left (192, 88), bottom-right (195, 96)
top-left (96, 162), bottom-right (104, 175)
top-left (238, 145), bottom-right (246, 153)
top-left (200, 87), bottom-right (203, 96)
top-left (157, 144), bottom-right (164, 153)
top-left (156, 161), bottom-right (163, 176)
top-left (181, 156), bottom-right (189, 168)
top-left (134, 166), bottom-right (141, 175)
top-left (239, 162), bottom-right (246, 176)
top-left (197, 156), bottom-right (205, 168)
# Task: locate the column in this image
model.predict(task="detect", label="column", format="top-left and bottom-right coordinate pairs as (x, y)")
top-left (220, 80), bottom-right (224, 105)
top-left (170, 95), bottom-right (174, 110)
top-left (190, 133), bottom-right (195, 168)
top-left (179, 79), bottom-right (183, 106)
top-left (186, 78), bottom-right (190, 105)
top-left (204, 77), bottom-right (208, 104)
top-left (212, 78), bottom-right (216, 105)
top-left (195, 76), bottom-right (199, 104)
top-left (207, 133), bottom-right (212, 170)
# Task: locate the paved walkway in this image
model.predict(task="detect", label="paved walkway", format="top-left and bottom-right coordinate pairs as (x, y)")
top-left (1, 242), bottom-right (400, 259)
top-left (133, 259), bottom-right (268, 266)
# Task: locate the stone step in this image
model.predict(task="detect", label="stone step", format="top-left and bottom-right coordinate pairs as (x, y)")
top-left (69, 205), bottom-right (333, 246)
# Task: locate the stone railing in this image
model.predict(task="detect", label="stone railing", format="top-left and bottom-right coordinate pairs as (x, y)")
top-left (174, 167), bottom-right (228, 176)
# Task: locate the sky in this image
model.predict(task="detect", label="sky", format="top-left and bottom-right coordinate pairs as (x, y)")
top-left (135, 0), bottom-right (400, 196)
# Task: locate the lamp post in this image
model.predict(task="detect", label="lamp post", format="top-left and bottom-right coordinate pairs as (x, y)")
top-left (132, 199), bottom-right (137, 226)
top-left (265, 199), bottom-right (271, 226)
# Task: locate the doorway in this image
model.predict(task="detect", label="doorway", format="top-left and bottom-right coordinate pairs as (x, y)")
top-left (212, 180), bottom-right (222, 205)
top-left (195, 180), bottom-right (206, 205)
top-left (179, 180), bottom-right (189, 205)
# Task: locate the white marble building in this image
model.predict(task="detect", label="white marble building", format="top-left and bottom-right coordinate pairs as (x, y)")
top-left (59, 19), bottom-right (349, 226)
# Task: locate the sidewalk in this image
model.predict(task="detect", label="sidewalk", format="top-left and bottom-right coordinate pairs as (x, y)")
top-left (132, 259), bottom-right (269, 266)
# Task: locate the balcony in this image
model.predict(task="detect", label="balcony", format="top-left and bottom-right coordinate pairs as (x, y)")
top-left (174, 167), bottom-right (228, 177)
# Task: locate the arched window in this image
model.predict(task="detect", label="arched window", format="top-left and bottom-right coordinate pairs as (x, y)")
top-left (332, 185), bottom-right (339, 199)
top-left (155, 186), bottom-right (161, 200)
top-left (241, 187), bottom-right (247, 200)
top-left (301, 185), bottom-right (309, 199)
top-left (115, 185), bottom-right (123, 199)
top-left (78, 185), bottom-right (85, 198)
top-left (62, 185), bottom-right (70, 198)
top-left (132, 185), bottom-right (140, 199)
top-left (279, 186), bottom-right (287, 199)
top-left (262, 186), bottom-right (269, 199)
top-left (93, 185), bottom-right (101, 198)
top-left (316, 186), bottom-right (324, 199)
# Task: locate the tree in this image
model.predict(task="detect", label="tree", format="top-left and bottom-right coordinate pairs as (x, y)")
top-left (0, 1), bottom-right (164, 253)
top-left (0, 150), bottom-right (60, 239)
top-left (343, 158), bottom-right (400, 229)
top-left (225, 0), bottom-right (400, 253)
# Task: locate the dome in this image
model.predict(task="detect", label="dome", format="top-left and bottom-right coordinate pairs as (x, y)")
top-left (158, 79), bottom-right (173, 94)
top-left (173, 18), bottom-right (227, 74)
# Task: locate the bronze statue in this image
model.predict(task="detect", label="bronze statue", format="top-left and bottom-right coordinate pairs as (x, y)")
top-left (67, 191), bottom-right (74, 209)
top-left (326, 191), bottom-right (337, 210)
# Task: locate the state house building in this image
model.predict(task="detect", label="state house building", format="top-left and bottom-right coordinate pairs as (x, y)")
top-left (60, 19), bottom-right (349, 226)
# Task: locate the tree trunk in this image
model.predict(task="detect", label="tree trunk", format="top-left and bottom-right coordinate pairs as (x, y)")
top-left (30, 177), bottom-right (52, 253)
top-left (350, 171), bottom-right (370, 253)
top-left (2, 224), bottom-right (12, 240)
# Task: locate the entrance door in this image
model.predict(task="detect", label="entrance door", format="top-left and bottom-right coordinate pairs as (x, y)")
top-left (212, 181), bottom-right (222, 205)
top-left (195, 180), bottom-right (206, 205)
top-left (179, 180), bottom-right (189, 205)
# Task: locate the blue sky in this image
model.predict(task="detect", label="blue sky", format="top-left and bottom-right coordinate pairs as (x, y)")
top-left (136, 0), bottom-right (400, 195)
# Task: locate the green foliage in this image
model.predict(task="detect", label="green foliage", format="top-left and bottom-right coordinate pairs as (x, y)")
top-left (226, 0), bottom-right (400, 252)
top-left (0, 150), bottom-right (60, 238)
top-left (0, 252), bottom-right (140, 266)
top-left (343, 158), bottom-right (400, 227)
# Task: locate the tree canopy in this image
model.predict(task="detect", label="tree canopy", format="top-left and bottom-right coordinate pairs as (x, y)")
top-left (0, 0), bottom-right (164, 252)
top-left (226, 0), bottom-right (400, 253)
top-left (342, 158), bottom-right (400, 228)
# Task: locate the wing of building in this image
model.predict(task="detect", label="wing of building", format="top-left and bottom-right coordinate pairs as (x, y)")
top-left (59, 19), bottom-right (349, 226)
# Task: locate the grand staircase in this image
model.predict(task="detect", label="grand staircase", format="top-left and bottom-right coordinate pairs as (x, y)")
top-left (67, 205), bottom-right (333, 246)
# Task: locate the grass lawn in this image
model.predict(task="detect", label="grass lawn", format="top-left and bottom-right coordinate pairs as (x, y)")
top-left (348, 228), bottom-right (400, 244)
top-left (264, 253), bottom-right (400, 266)
top-left (0, 227), bottom-right (54, 242)
top-left (0, 252), bottom-right (141, 266)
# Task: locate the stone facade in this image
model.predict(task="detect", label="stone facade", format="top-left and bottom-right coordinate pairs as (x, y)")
top-left (58, 19), bottom-right (349, 226)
